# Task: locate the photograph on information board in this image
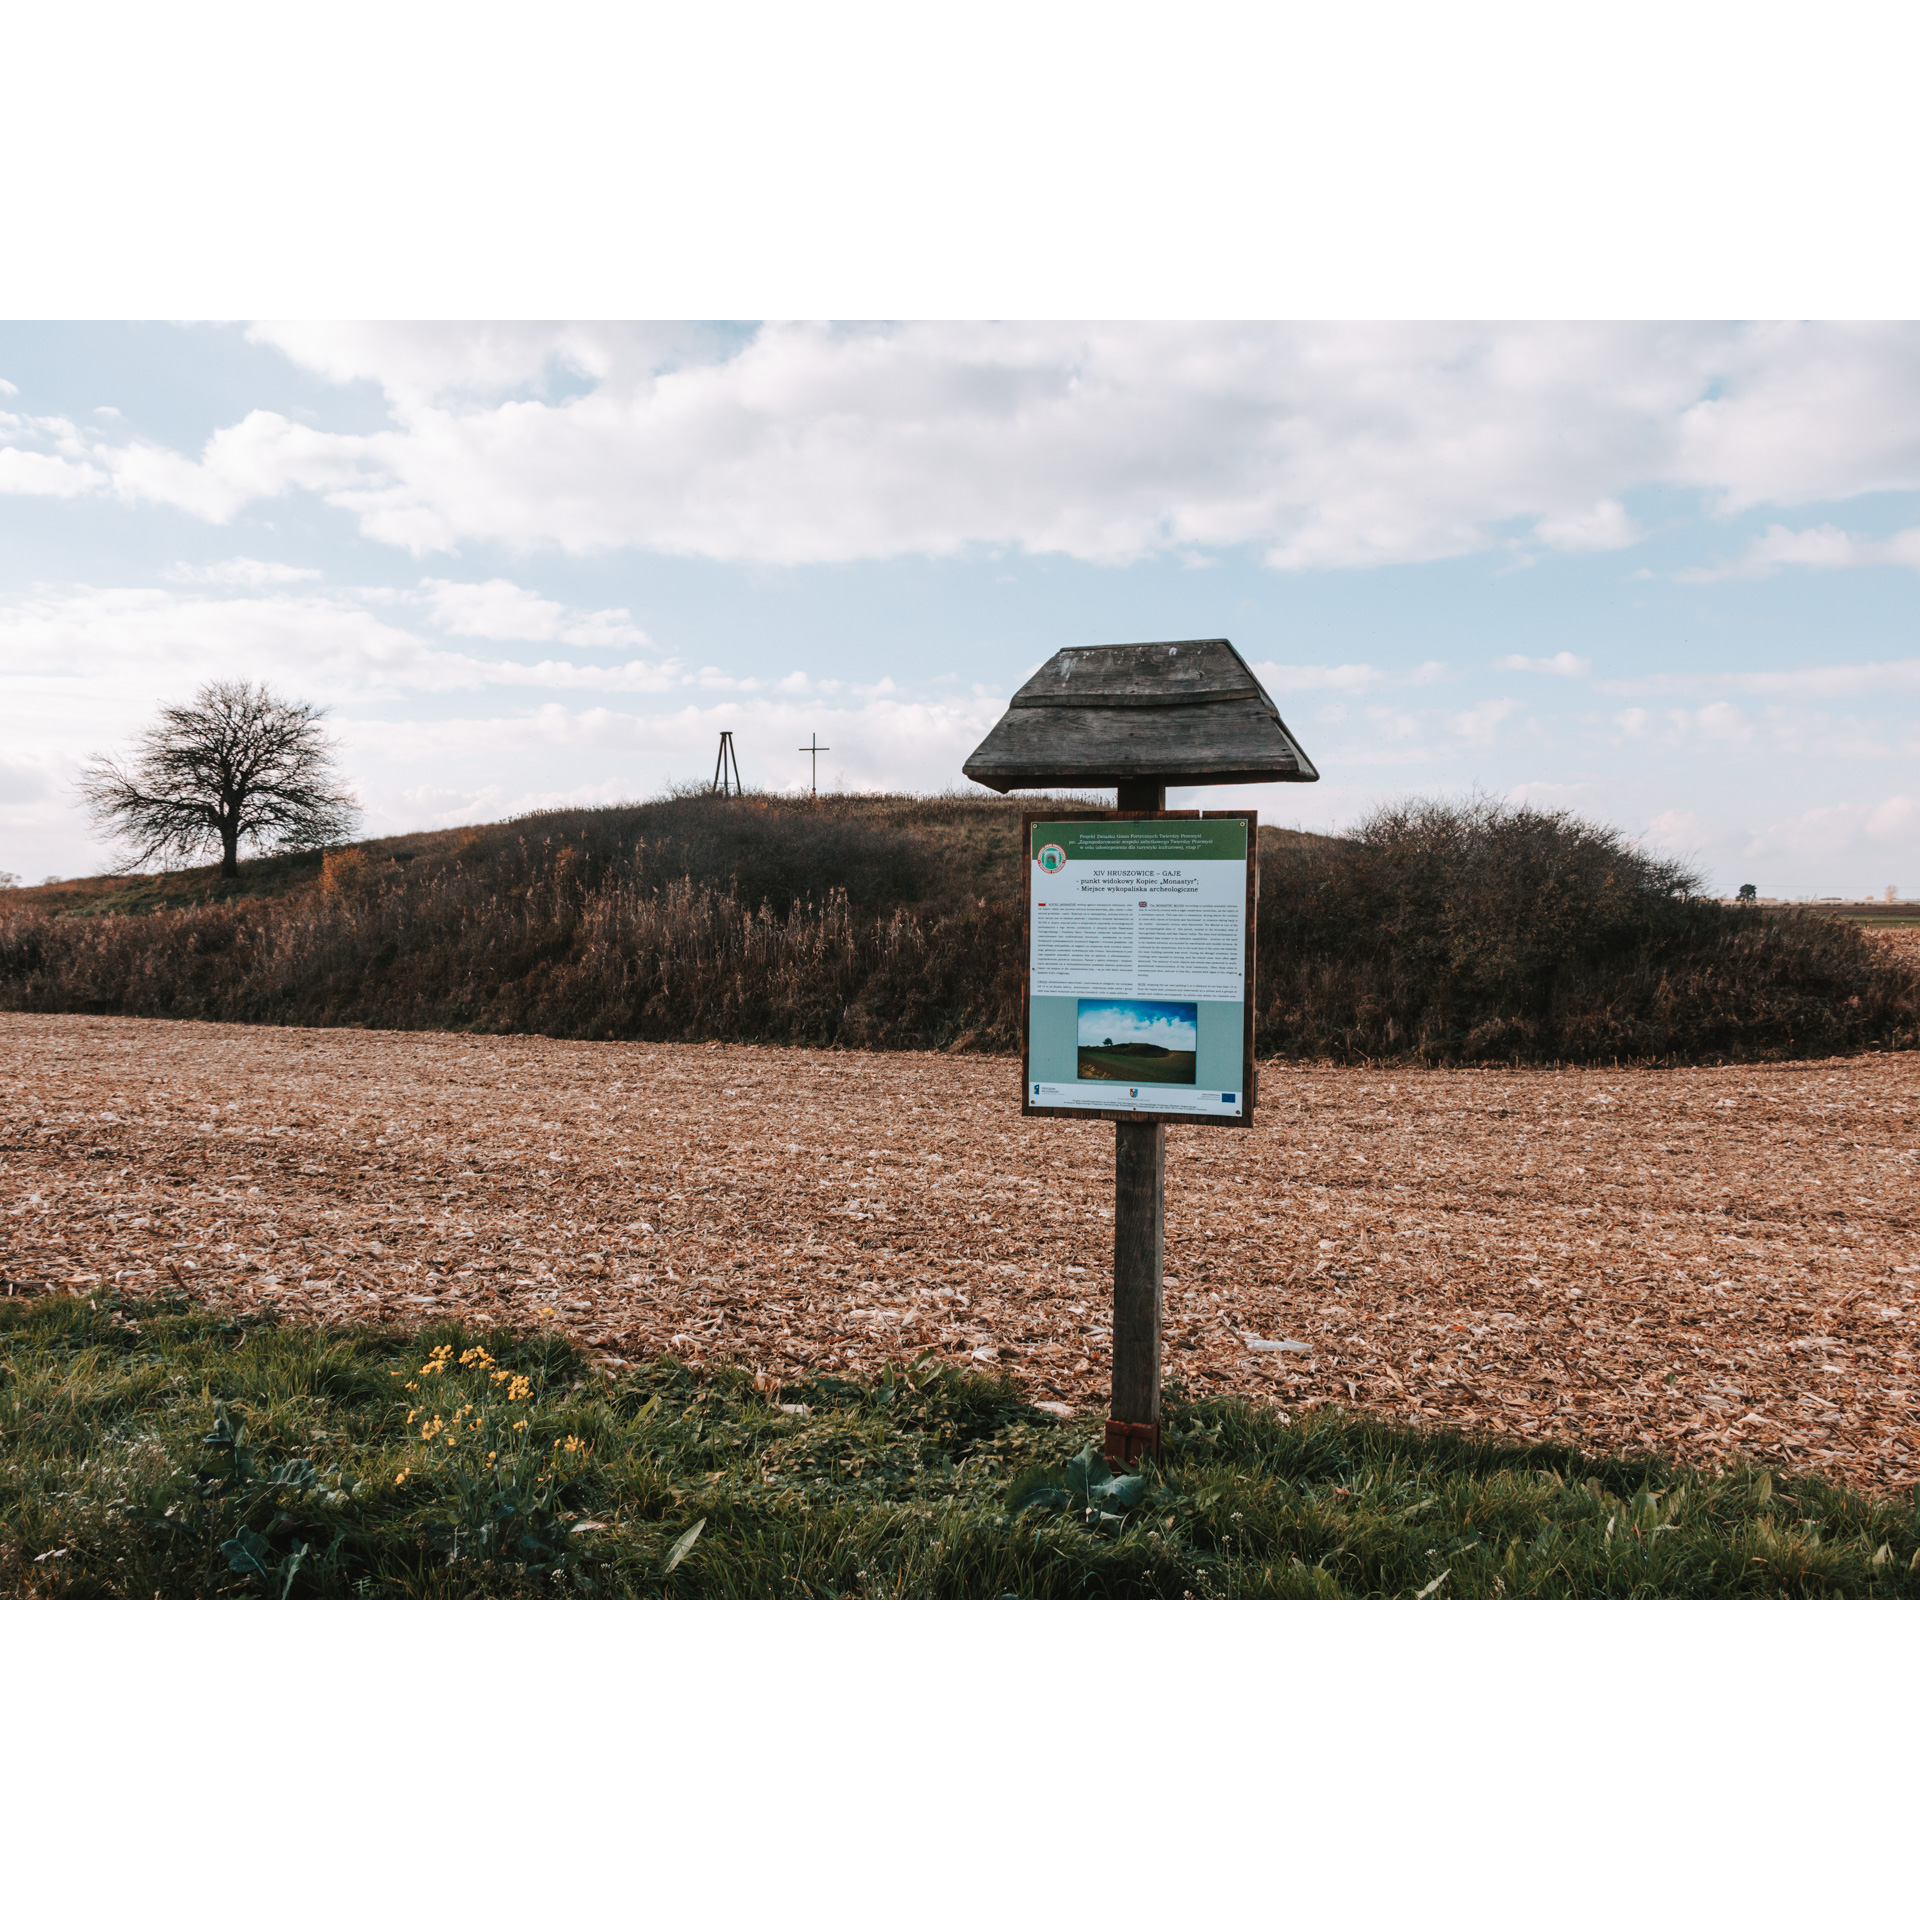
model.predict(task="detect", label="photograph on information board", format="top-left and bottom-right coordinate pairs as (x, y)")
top-left (1023, 813), bottom-right (1255, 1126)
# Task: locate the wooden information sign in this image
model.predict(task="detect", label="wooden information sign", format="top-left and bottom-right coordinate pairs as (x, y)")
top-left (965, 640), bottom-right (1317, 1471)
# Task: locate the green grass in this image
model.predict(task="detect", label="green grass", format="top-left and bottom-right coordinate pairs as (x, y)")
top-left (4, 1290), bottom-right (1916, 1599)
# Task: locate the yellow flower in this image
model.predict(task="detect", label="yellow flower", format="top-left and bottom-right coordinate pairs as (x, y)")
top-left (394, 1468), bottom-right (409, 1484)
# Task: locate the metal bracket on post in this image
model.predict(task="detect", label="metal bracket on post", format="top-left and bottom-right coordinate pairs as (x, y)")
top-left (1103, 1418), bottom-right (1163, 1469)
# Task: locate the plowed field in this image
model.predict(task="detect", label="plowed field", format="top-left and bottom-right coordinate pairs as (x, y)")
top-left (3, 1013), bottom-right (1914, 1495)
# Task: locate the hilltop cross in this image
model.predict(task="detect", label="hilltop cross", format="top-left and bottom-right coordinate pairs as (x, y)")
top-left (798, 732), bottom-right (830, 796)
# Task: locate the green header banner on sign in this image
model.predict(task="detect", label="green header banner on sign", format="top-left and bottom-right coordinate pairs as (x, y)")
top-left (1029, 818), bottom-right (1247, 863)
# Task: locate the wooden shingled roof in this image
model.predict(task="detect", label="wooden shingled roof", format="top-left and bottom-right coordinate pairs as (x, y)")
top-left (962, 638), bottom-right (1318, 791)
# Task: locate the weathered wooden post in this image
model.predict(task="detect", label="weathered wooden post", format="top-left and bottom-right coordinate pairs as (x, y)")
top-left (965, 640), bottom-right (1318, 1467)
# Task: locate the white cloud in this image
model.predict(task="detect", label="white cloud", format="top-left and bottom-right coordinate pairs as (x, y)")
top-left (1500, 779), bottom-right (1609, 811)
top-left (1497, 650), bottom-right (1590, 676)
top-left (1640, 808), bottom-right (1707, 858)
top-left (164, 559), bottom-right (322, 586)
top-left (63, 321), bottom-right (1905, 569)
top-left (1600, 659), bottom-right (1920, 699)
top-left (0, 584), bottom-right (685, 738)
top-left (422, 577), bottom-right (568, 642)
top-left (244, 321), bottom-right (661, 407)
top-left (1601, 699), bottom-right (1904, 762)
top-left (1865, 794), bottom-right (1917, 842)
top-left (101, 410), bottom-right (372, 522)
top-left (1254, 662), bottom-right (1385, 694)
top-left (297, 321), bottom-right (1728, 566)
top-left (1692, 701), bottom-right (1756, 746)
top-left (1447, 698), bottom-right (1522, 745)
top-left (1363, 707), bottom-right (1426, 742)
top-left (0, 378), bottom-right (18, 396)
top-left (1722, 794), bottom-right (1920, 891)
top-left (419, 577), bottom-right (648, 648)
top-left (1534, 499), bottom-right (1638, 551)
top-left (1673, 324), bottom-right (1920, 511)
top-left (0, 446), bottom-right (103, 498)
top-left (1252, 660), bottom-right (1449, 696)
top-left (1679, 521), bottom-right (1920, 581)
top-left (17, 324), bottom-right (1920, 573)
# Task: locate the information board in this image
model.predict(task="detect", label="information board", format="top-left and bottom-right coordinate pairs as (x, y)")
top-left (1022, 811), bottom-right (1256, 1128)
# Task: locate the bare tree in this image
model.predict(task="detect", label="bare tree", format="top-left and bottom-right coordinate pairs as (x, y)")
top-left (79, 680), bottom-right (359, 877)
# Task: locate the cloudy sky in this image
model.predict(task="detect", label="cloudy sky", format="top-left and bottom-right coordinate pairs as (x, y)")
top-left (4, 319), bottom-right (1919, 895)
top-left (1078, 1001), bottom-right (1199, 1053)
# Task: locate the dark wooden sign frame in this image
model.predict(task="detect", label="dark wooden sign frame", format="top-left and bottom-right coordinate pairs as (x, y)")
top-left (1019, 808), bottom-right (1258, 1130)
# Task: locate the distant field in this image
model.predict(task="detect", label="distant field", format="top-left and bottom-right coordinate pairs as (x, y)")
top-left (1078, 1045), bottom-right (1197, 1084)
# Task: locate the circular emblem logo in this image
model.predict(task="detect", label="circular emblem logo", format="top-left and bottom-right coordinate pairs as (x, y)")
top-left (1036, 842), bottom-right (1067, 873)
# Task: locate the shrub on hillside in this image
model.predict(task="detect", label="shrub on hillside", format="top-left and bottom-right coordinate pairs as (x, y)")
top-left (1254, 798), bottom-right (1917, 1062)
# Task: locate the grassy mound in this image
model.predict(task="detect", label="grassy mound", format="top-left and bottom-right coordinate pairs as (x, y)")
top-left (5, 1291), bottom-right (1914, 1600)
top-left (2, 792), bottom-right (1913, 1063)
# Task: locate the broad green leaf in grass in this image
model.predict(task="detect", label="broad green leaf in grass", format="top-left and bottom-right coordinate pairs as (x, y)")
top-left (664, 1517), bottom-right (705, 1572)
top-left (220, 1529), bottom-right (273, 1578)
top-left (1009, 1444), bottom-right (1145, 1527)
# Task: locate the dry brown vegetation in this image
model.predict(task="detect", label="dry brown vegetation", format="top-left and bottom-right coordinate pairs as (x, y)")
top-left (4, 792), bottom-right (1914, 1066)
top-left (5, 1013), bottom-right (1913, 1497)
top-left (1865, 924), bottom-right (1920, 970)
